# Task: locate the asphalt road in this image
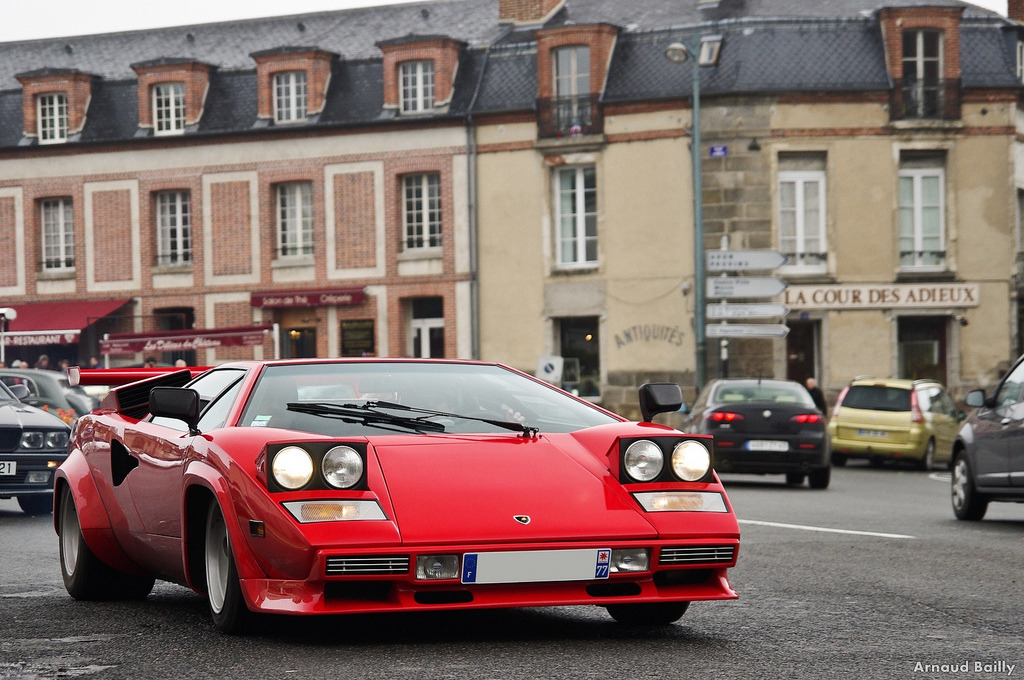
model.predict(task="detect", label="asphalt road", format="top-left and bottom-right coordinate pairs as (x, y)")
top-left (1, 464), bottom-right (1021, 680)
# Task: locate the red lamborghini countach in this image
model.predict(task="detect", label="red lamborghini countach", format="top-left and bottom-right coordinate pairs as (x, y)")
top-left (56, 359), bottom-right (739, 632)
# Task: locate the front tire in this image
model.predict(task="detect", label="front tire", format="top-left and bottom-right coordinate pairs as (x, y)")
top-left (58, 484), bottom-right (154, 600)
top-left (606, 601), bottom-right (689, 626)
top-left (204, 502), bottom-right (252, 633)
top-left (951, 455), bottom-right (988, 521)
top-left (18, 493), bottom-right (53, 515)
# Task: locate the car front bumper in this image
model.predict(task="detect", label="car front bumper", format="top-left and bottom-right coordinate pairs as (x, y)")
top-left (0, 452), bottom-right (65, 497)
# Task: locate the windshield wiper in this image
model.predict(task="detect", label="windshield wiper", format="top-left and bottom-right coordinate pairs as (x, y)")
top-left (359, 400), bottom-right (539, 438)
top-left (286, 402), bottom-right (447, 433)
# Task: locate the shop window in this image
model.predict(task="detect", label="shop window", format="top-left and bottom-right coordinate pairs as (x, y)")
top-left (154, 306), bottom-right (195, 365)
top-left (408, 297), bottom-right (444, 358)
top-left (284, 327), bottom-right (317, 358)
top-left (341, 319), bottom-right (376, 357)
top-left (556, 316), bottom-right (599, 398)
top-left (898, 316), bottom-right (947, 384)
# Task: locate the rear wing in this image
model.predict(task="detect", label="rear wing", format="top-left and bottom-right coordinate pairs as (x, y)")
top-left (69, 367), bottom-right (209, 420)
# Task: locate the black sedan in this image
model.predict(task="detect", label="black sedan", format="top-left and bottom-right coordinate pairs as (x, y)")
top-left (950, 355), bottom-right (1024, 520)
top-left (0, 380), bottom-right (71, 514)
top-left (684, 378), bottom-right (830, 489)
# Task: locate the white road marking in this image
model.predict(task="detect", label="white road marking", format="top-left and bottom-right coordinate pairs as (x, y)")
top-left (738, 519), bottom-right (915, 539)
top-left (929, 472), bottom-right (951, 483)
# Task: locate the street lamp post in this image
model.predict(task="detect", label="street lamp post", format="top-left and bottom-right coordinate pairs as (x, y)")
top-left (665, 39), bottom-right (707, 392)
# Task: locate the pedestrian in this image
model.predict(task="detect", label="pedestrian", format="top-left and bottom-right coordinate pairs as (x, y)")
top-left (34, 354), bottom-right (49, 370)
top-left (174, 359), bottom-right (187, 367)
top-left (144, 357), bottom-right (157, 368)
top-left (805, 377), bottom-right (827, 414)
top-left (58, 358), bottom-right (70, 374)
top-left (88, 356), bottom-right (99, 369)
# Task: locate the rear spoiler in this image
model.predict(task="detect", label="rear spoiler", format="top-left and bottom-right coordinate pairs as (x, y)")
top-left (69, 367), bottom-right (209, 420)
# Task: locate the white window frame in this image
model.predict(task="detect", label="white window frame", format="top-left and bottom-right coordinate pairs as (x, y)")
top-left (898, 166), bottom-right (946, 271)
top-left (902, 29), bottom-right (943, 118)
top-left (554, 166), bottom-right (598, 268)
top-left (37, 92), bottom-right (68, 144)
top-left (152, 82), bottom-right (186, 135)
top-left (273, 71), bottom-right (307, 123)
top-left (155, 190), bottom-right (191, 266)
top-left (778, 170), bottom-right (827, 273)
top-left (41, 198), bottom-right (74, 271)
top-left (1017, 41), bottom-right (1024, 83)
top-left (402, 173), bottom-right (442, 251)
top-left (276, 182), bottom-right (313, 257)
top-left (553, 46), bottom-right (589, 98)
top-left (399, 61), bottom-right (435, 114)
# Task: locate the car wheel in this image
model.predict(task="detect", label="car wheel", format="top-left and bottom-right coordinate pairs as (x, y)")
top-left (917, 440), bottom-right (935, 471)
top-left (58, 485), bottom-right (154, 600)
top-left (785, 473), bottom-right (806, 486)
top-left (606, 601), bottom-right (689, 625)
top-left (808, 467), bottom-right (831, 490)
top-left (830, 453), bottom-right (847, 467)
top-left (17, 493), bottom-right (53, 515)
top-left (204, 501), bottom-right (252, 633)
top-left (951, 455), bottom-right (988, 521)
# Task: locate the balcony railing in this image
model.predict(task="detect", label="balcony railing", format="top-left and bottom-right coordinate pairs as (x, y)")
top-left (537, 95), bottom-right (603, 139)
top-left (890, 78), bottom-right (961, 121)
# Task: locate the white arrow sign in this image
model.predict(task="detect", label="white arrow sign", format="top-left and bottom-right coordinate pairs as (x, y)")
top-left (707, 250), bottom-right (787, 272)
top-left (707, 277), bottom-right (788, 299)
top-left (706, 324), bottom-right (790, 338)
top-left (707, 303), bottom-right (789, 320)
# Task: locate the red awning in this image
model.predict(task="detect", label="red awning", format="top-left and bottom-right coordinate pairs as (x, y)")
top-left (2, 298), bottom-right (132, 347)
top-left (99, 325), bottom-right (273, 355)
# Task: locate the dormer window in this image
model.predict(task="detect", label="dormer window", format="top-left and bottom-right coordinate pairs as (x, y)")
top-left (535, 24), bottom-right (617, 139)
top-left (152, 82), bottom-right (185, 135)
top-left (37, 93), bottom-right (68, 144)
top-left (400, 60), bottom-right (435, 113)
top-left (1017, 41), bottom-right (1024, 83)
top-left (553, 46), bottom-right (589, 99)
top-left (902, 30), bottom-right (943, 118)
top-left (274, 71), bottom-right (308, 123)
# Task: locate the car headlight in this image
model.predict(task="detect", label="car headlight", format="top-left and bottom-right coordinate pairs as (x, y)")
top-left (45, 431), bottom-right (69, 450)
top-left (672, 440), bottom-right (711, 481)
top-left (272, 446), bottom-right (315, 490)
top-left (322, 446), bottom-right (364, 489)
top-left (20, 431), bottom-right (44, 449)
top-left (624, 440), bottom-right (664, 482)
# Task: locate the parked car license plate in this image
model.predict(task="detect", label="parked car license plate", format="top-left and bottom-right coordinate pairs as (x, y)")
top-left (857, 429), bottom-right (888, 439)
top-left (0, 461), bottom-right (16, 476)
top-left (746, 440), bottom-right (789, 452)
top-left (461, 548), bottom-right (611, 584)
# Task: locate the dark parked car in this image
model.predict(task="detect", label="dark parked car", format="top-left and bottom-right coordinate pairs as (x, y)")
top-left (684, 378), bottom-right (830, 489)
top-left (0, 369), bottom-right (99, 425)
top-left (0, 380), bottom-right (71, 514)
top-left (951, 356), bottom-right (1024, 520)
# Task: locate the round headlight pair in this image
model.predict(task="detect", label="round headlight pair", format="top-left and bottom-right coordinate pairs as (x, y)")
top-left (623, 440), bottom-right (710, 482)
top-left (271, 445), bottom-right (364, 490)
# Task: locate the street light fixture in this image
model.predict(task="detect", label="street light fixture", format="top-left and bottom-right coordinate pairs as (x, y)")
top-left (665, 39), bottom-right (707, 392)
top-left (0, 307), bottom-right (17, 366)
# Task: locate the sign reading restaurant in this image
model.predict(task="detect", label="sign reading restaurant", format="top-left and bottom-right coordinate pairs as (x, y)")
top-left (783, 283), bottom-right (980, 310)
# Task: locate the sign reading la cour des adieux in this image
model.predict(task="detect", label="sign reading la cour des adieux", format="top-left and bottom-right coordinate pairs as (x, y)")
top-left (783, 283), bottom-right (980, 310)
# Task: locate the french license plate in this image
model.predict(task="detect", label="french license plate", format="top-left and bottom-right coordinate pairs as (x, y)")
top-left (858, 429), bottom-right (888, 439)
top-left (746, 440), bottom-right (789, 452)
top-left (461, 548), bottom-right (611, 584)
top-left (0, 461), bottom-right (15, 476)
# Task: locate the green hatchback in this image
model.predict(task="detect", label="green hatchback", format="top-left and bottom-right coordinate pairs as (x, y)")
top-left (828, 377), bottom-right (963, 470)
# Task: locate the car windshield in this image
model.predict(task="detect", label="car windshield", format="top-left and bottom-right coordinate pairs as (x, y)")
top-left (841, 385), bottom-right (911, 412)
top-left (237, 362), bottom-right (618, 436)
top-left (0, 381), bottom-right (16, 403)
top-left (711, 380), bottom-right (815, 407)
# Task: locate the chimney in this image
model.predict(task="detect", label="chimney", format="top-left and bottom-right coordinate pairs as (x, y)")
top-left (1010, 0), bottom-right (1024, 23)
top-left (498, 0), bottom-right (565, 24)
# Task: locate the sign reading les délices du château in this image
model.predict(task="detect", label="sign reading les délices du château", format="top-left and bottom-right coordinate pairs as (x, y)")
top-left (783, 283), bottom-right (979, 310)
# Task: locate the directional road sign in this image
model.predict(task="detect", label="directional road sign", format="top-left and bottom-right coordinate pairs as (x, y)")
top-left (707, 276), bottom-right (788, 300)
top-left (707, 303), bottom-right (789, 320)
top-left (706, 250), bottom-right (787, 272)
top-left (706, 324), bottom-right (790, 338)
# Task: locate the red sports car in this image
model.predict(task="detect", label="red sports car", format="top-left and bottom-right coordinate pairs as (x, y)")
top-left (56, 359), bottom-right (739, 632)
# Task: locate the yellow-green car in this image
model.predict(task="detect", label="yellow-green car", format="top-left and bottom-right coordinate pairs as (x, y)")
top-left (828, 378), bottom-right (963, 470)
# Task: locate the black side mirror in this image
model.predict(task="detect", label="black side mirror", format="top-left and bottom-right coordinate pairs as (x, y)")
top-left (638, 383), bottom-right (683, 422)
top-left (150, 387), bottom-right (201, 435)
top-left (8, 384), bottom-right (29, 400)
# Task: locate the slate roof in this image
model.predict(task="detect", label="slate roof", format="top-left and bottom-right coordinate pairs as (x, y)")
top-left (0, 0), bottom-right (1018, 149)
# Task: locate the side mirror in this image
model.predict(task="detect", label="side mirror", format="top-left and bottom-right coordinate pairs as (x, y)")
top-left (150, 387), bottom-right (201, 435)
top-left (638, 383), bottom-right (683, 422)
top-left (8, 384), bottom-right (29, 400)
top-left (964, 389), bottom-right (986, 409)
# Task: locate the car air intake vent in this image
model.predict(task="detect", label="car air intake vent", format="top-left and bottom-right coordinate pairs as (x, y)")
top-left (326, 555), bottom-right (410, 575)
top-left (659, 545), bottom-right (735, 565)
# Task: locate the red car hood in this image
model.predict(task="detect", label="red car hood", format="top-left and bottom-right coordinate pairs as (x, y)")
top-left (373, 435), bottom-right (657, 545)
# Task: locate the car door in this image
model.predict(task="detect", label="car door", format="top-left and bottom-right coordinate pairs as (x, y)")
top-left (969, 362), bottom-right (1024, 487)
top-left (924, 386), bottom-right (958, 459)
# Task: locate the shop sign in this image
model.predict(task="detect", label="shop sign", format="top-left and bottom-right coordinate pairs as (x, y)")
top-left (251, 288), bottom-right (365, 308)
top-left (783, 283), bottom-right (980, 310)
top-left (3, 331), bottom-right (80, 347)
top-left (100, 326), bottom-right (271, 355)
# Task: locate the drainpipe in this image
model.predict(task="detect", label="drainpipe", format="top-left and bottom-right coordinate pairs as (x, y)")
top-left (464, 44), bottom-right (493, 360)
